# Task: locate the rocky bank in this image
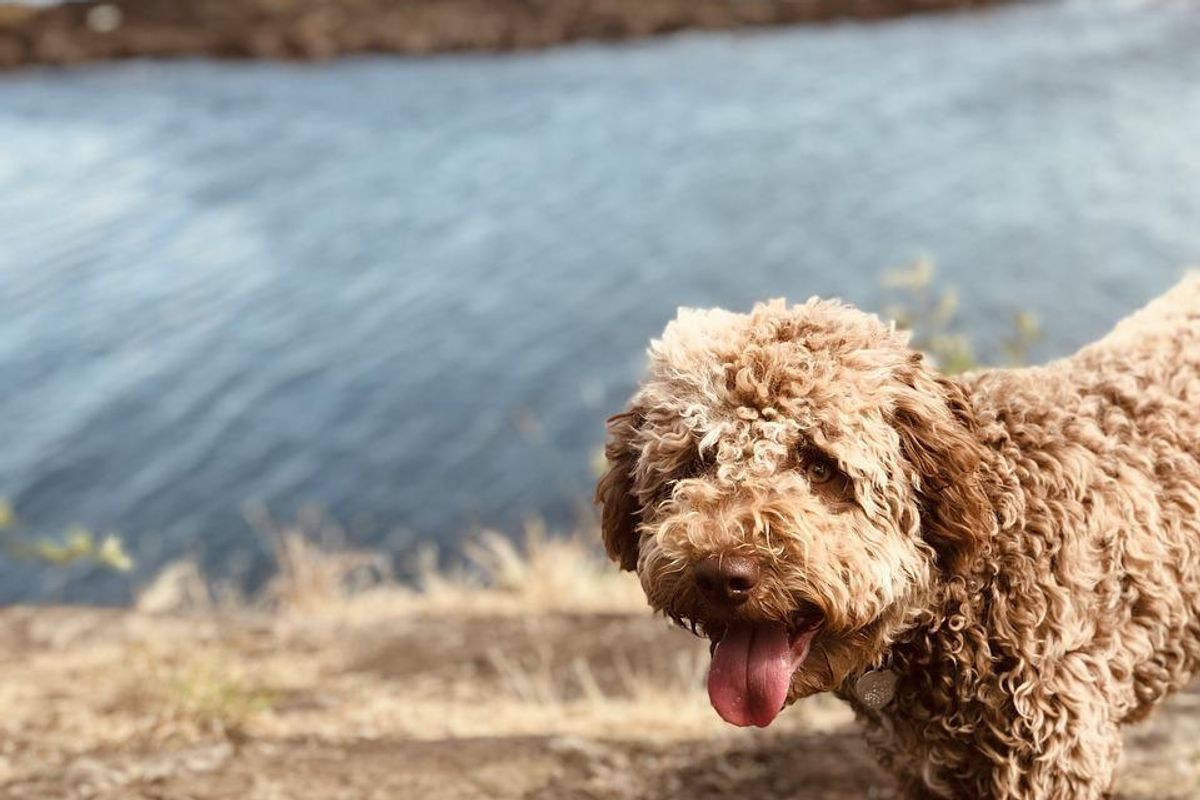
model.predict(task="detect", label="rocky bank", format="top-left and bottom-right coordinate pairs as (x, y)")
top-left (0, 0), bottom-right (1005, 69)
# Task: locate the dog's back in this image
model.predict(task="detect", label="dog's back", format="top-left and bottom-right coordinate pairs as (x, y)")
top-left (1072, 272), bottom-right (1200, 401)
top-left (968, 274), bottom-right (1200, 727)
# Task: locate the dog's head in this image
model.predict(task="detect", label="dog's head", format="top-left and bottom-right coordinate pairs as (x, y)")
top-left (596, 298), bottom-right (991, 727)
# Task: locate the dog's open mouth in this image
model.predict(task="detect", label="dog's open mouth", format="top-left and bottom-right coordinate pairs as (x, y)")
top-left (706, 608), bottom-right (823, 728)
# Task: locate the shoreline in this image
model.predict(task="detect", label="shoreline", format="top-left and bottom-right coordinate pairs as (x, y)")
top-left (0, 0), bottom-right (1007, 70)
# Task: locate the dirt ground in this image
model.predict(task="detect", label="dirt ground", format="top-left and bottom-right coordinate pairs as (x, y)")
top-left (2, 598), bottom-right (1199, 800)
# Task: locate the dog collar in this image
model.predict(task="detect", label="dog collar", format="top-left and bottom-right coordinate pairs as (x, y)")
top-left (854, 669), bottom-right (898, 711)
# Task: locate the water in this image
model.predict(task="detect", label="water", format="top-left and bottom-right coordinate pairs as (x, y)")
top-left (1, 1), bottom-right (1198, 603)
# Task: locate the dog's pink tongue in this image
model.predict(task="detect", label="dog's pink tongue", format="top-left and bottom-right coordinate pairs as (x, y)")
top-left (707, 622), bottom-right (793, 728)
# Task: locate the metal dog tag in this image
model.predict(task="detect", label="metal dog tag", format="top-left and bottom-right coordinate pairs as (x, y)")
top-left (854, 669), bottom-right (897, 711)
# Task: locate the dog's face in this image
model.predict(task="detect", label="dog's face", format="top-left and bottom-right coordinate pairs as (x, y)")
top-left (596, 299), bottom-right (989, 727)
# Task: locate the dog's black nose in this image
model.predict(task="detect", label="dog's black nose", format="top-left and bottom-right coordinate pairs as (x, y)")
top-left (694, 555), bottom-right (760, 607)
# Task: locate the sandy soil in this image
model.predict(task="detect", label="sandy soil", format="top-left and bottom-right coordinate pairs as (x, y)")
top-left (2, 599), bottom-right (1199, 800)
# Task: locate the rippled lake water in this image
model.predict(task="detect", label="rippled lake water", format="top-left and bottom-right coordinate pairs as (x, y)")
top-left (1, 0), bottom-right (1198, 602)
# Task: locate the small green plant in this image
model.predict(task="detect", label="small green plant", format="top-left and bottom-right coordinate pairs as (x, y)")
top-left (0, 500), bottom-right (133, 572)
top-left (157, 656), bottom-right (276, 738)
top-left (882, 259), bottom-right (1040, 373)
top-left (1000, 309), bottom-right (1041, 367)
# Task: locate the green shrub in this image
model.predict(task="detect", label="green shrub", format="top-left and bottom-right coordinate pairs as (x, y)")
top-left (0, 500), bottom-right (133, 572)
top-left (883, 258), bottom-right (1040, 373)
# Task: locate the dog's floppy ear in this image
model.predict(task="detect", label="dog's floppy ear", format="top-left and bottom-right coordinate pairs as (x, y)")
top-left (595, 409), bottom-right (643, 572)
top-left (892, 361), bottom-right (992, 575)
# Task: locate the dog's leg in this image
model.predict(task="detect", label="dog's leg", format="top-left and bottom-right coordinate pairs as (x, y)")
top-left (982, 689), bottom-right (1123, 800)
top-left (891, 685), bottom-right (1123, 800)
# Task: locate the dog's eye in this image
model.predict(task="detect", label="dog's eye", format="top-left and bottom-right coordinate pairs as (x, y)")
top-left (799, 451), bottom-right (855, 508)
top-left (806, 459), bottom-right (834, 484)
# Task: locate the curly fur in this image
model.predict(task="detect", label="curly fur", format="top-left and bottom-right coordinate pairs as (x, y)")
top-left (596, 275), bottom-right (1200, 799)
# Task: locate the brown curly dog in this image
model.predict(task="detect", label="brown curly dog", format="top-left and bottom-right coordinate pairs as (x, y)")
top-left (596, 275), bottom-right (1200, 799)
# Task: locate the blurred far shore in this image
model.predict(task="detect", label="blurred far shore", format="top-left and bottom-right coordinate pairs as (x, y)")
top-left (0, 0), bottom-right (1005, 69)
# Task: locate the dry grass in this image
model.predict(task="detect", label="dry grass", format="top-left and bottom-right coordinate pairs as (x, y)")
top-left (122, 521), bottom-right (770, 743)
top-left (415, 522), bottom-right (648, 615)
top-left (134, 523), bottom-right (826, 744)
top-left (4, 526), bottom-right (1200, 798)
top-left (142, 514), bottom-right (652, 622)
top-left (0, 525), bottom-right (833, 796)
